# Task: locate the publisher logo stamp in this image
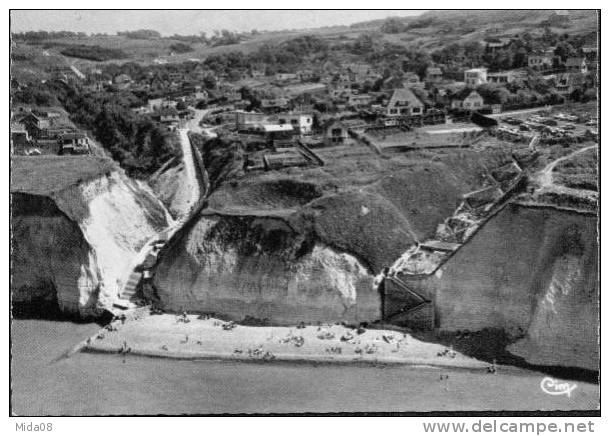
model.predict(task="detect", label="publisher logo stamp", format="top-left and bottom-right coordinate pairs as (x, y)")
top-left (540, 377), bottom-right (577, 397)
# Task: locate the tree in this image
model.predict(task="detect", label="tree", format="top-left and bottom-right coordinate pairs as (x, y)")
top-left (380, 18), bottom-right (406, 34)
top-left (555, 41), bottom-right (576, 62)
top-left (203, 75), bottom-right (217, 89)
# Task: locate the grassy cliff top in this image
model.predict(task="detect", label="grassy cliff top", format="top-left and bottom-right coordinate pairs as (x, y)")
top-left (197, 134), bottom-right (515, 272)
top-left (11, 155), bottom-right (117, 196)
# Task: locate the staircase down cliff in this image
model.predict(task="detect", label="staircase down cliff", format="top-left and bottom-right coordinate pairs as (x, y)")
top-left (11, 156), bottom-right (171, 317)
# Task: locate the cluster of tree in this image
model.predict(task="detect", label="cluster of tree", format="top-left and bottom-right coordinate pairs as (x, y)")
top-left (209, 29), bottom-right (243, 47)
top-left (117, 29), bottom-right (162, 39)
top-left (362, 42), bottom-right (432, 79)
top-left (283, 35), bottom-right (329, 57)
top-left (539, 12), bottom-right (570, 29)
top-left (12, 31), bottom-right (87, 41)
top-left (12, 80), bottom-right (180, 177)
top-left (60, 44), bottom-right (128, 61)
top-left (169, 33), bottom-right (209, 44)
top-left (379, 16), bottom-right (473, 35)
top-left (169, 43), bottom-right (193, 53)
top-left (379, 18), bottom-right (409, 34)
top-left (97, 60), bottom-right (218, 91)
top-left (188, 134), bottom-right (244, 193)
top-left (431, 31), bottom-right (593, 73)
top-left (473, 82), bottom-right (565, 109)
top-left (100, 61), bottom-right (148, 82)
top-left (10, 52), bottom-right (31, 62)
top-left (142, 35), bottom-right (330, 77)
top-left (11, 84), bottom-right (61, 107)
top-left (431, 74), bottom-right (595, 112)
top-left (348, 33), bottom-right (383, 56)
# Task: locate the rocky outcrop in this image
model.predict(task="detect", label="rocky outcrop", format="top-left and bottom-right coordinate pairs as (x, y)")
top-left (399, 203), bottom-right (598, 371)
top-left (154, 214), bottom-right (379, 324)
top-left (11, 171), bottom-right (171, 317)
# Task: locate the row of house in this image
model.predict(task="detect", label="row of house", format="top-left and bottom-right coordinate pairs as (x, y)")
top-left (527, 52), bottom-right (591, 74)
top-left (384, 86), bottom-right (493, 118)
top-left (11, 106), bottom-right (92, 155)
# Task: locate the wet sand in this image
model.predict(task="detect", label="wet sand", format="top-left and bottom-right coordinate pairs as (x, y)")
top-left (11, 319), bottom-right (599, 415)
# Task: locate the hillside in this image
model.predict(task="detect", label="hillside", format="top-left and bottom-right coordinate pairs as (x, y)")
top-left (11, 10), bottom-right (598, 73)
top-left (347, 9), bottom-right (598, 52)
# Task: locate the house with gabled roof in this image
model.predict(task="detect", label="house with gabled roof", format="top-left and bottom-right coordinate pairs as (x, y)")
top-left (554, 73), bottom-right (585, 96)
top-left (565, 57), bottom-right (588, 74)
top-left (386, 88), bottom-right (425, 117)
top-left (451, 89), bottom-right (484, 111)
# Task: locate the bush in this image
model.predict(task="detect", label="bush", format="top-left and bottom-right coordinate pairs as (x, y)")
top-left (169, 43), bottom-right (193, 53)
top-left (60, 44), bottom-right (127, 61)
top-left (118, 29), bottom-right (161, 39)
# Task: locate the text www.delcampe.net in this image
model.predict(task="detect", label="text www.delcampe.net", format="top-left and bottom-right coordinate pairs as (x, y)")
top-left (423, 420), bottom-right (595, 434)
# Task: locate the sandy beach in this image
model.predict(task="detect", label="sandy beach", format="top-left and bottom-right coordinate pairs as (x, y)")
top-left (13, 319), bottom-right (599, 414)
top-left (84, 311), bottom-right (490, 369)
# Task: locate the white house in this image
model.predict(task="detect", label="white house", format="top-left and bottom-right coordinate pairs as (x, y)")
top-left (464, 68), bottom-right (487, 86)
top-left (278, 113), bottom-right (313, 135)
top-left (451, 90), bottom-right (484, 110)
top-left (275, 73), bottom-right (298, 82)
top-left (348, 94), bottom-right (373, 109)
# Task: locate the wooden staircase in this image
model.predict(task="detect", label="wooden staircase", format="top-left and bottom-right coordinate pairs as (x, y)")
top-left (382, 276), bottom-right (435, 331)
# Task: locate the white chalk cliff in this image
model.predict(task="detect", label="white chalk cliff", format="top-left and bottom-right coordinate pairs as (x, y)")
top-left (12, 170), bottom-right (170, 316)
top-left (154, 214), bottom-right (380, 324)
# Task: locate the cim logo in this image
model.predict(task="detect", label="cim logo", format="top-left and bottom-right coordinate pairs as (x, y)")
top-left (540, 377), bottom-right (577, 397)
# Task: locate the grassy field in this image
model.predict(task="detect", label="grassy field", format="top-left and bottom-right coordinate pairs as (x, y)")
top-left (11, 155), bottom-right (117, 196)
top-left (202, 138), bottom-right (515, 272)
top-left (553, 147), bottom-right (598, 191)
top-left (12, 29), bottom-right (313, 67)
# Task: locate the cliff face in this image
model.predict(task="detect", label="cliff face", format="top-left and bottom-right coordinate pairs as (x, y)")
top-left (149, 164), bottom-right (191, 220)
top-left (401, 204), bottom-right (598, 371)
top-left (154, 214), bottom-right (379, 324)
top-left (11, 171), bottom-right (171, 317)
top-left (12, 195), bottom-right (102, 315)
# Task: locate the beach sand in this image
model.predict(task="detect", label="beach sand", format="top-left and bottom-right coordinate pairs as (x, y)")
top-left (85, 311), bottom-right (489, 369)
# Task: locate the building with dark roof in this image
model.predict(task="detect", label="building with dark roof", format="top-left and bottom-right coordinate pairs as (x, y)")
top-left (565, 57), bottom-right (588, 74)
top-left (386, 88), bottom-right (424, 117)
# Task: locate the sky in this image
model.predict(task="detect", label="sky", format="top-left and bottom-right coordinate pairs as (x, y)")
top-left (10, 10), bottom-right (424, 36)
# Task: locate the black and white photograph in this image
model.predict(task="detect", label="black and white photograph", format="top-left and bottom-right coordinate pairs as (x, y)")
top-left (7, 6), bottom-right (601, 421)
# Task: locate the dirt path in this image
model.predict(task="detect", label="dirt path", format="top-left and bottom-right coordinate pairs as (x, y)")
top-left (537, 145), bottom-right (597, 189)
top-left (489, 106), bottom-right (553, 119)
